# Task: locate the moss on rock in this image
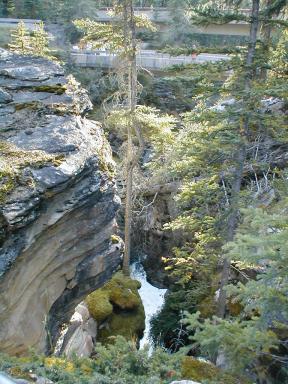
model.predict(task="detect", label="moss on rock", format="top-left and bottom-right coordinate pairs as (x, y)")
top-left (8, 366), bottom-right (31, 381)
top-left (196, 294), bottom-right (216, 318)
top-left (34, 84), bottom-right (66, 95)
top-left (86, 290), bottom-right (113, 323)
top-left (86, 272), bottom-right (145, 343)
top-left (86, 272), bottom-right (142, 315)
top-left (182, 356), bottom-right (218, 382)
top-left (227, 298), bottom-right (243, 317)
top-left (106, 273), bottom-right (142, 310)
top-left (181, 356), bottom-right (250, 384)
top-left (111, 234), bottom-right (122, 244)
top-left (97, 305), bottom-right (145, 344)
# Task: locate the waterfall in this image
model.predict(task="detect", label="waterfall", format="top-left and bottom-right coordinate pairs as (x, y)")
top-left (131, 261), bottom-right (167, 349)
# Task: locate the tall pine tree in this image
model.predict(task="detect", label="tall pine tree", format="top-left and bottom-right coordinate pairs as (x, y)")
top-left (74, 1), bottom-right (157, 275)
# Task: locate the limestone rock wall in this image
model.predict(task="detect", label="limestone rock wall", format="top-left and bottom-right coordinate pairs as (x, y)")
top-left (0, 49), bottom-right (122, 355)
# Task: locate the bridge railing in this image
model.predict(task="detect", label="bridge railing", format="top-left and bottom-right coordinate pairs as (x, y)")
top-left (71, 49), bottom-right (229, 69)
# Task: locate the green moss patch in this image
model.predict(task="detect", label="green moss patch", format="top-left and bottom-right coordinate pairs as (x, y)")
top-left (196, 294), bottom-right (217, 318)
top-left (14, 101), bottom-right (40, 111)
top-left (181, 356), bottom-right (250, 384)
top-left (86, 272), bottom-right (142, 317)
top-left (182, 356), bottom-right (218, 382)
top-left (111, 234), bottom-right (121, 244)
top-left (97, 305), bottom-right (145, 344)
top-left (86, 290), bottom-right (113, 323)
top-left (196, 271), bottom-right (243, 318)
top-left (86, 272), bottom-right (145, 343)
top-left (34, 84), bottom-right (66, 95)
top-left (227, 298), bottom-right (243, 317)
top-left (106, 273), bottom-right (142, 310)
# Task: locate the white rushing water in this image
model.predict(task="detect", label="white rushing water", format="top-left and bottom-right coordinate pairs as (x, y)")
top-left (131, 261), bottom-right (167, 349)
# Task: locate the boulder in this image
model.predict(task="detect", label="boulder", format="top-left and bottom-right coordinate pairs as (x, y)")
top-left (0, 373), bottom-right (30, 384)
top-left (57, 302), bottom-right (97, 358)
top-left (181, 356), bottom-right (241, 384)
top-left (36, 378), bottom-right (54, 384)
top-left (170, 381), bottom-right (201, 384)
top-left (62, 326), bottom-right (94, 358)
top-left (0, 49), bottom-right (122, 355)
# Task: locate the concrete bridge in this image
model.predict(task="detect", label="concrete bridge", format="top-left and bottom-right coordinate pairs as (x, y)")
top-left (71, 49), bottom-right (229, 70)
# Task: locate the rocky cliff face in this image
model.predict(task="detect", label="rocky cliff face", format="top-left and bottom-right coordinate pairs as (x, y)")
top-left (0, 49), bottom-right (122, 355)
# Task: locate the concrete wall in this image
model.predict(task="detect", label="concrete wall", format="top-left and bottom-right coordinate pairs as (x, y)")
top-left (193, 23), bottom-right (250, 36)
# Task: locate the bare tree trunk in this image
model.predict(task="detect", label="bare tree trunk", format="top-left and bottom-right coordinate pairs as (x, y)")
top-left (216, 0), bottom-right (260, 319)
top-left (217, 143), bottom-right (246, 318)
top-left (123, 146), bottom-right (134, 275)
top-left (122, 0), bottom-right (144, 276)
top-left (123, 66), bottom-right (136, 275)
top-left (259, 0), bottom-right (272, 80)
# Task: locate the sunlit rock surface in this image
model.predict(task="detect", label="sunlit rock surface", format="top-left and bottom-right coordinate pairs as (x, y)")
top-left (56, 302), bottom-right (97, 358)
top-left (170, 381), bottom-right (201, 384)
top-left (0, 49), bottom-right (122, 355)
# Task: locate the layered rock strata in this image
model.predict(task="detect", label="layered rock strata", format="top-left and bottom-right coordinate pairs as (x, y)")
top-left (0, 49), bottom-right (122, 355)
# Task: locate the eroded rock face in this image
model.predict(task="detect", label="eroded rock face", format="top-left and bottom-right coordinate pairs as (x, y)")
top-left (0, 49), bottom-right (122, 355)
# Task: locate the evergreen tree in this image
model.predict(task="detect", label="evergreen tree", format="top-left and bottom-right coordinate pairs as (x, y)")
top-left (31, 21), bottom-right (51, 58)
top-left (9, 21), bottom-right (32, 55)
top-left (149, 0), bottom-right (287, 378)
top-left (270, 28), bottom-right (288, 79)
top-left (9, 21), bottom-right (54, 59)
top-left (185, 0), bottom-right (287, 319)
top-left (185, 187), bottom-right (288, 381)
